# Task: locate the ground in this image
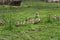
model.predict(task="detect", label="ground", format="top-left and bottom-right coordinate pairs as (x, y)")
top-left (0, 1), bottom-right (60, 40)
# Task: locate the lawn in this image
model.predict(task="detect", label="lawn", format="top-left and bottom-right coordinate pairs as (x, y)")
top-left (0, 1), bottom-right (60, 40)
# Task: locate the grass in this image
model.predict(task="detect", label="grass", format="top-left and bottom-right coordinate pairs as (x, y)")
top-left (0, 1), bottom-right (60, 40)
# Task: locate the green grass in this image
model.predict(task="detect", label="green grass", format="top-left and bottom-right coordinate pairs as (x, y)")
top-left (0, 1), bottom-right (60, 40)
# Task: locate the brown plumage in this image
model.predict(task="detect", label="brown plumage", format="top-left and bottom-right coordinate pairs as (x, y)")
top-left (53, 15), bottom-right (60, 20)
top-left (34, 18), bottom-right (40, 24)
top-left (35, 12), bottom-right (40, 18)
top-left (26, 17), bottom-right (40, 24)
top-left (34, 12), bottom-right (40, 24)
top-left (0, 20), bottom-right (5, 25)
top-left (26, 17), bottom-right (34, 24)
top-left (26, 12), bottom-right (40, 24)
top-left (15, 20), bottom-right (25, 26)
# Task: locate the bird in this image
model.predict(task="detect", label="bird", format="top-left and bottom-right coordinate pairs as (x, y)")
top-left (26, 17), bottom-right (40, 24)
top-left (26, 17), bottom-right (34, 24)
top-left (15, 20), bottom-right (25, 26)
top-left (0, 20), bottom-right (5, 25)
top-left (53, 15), bottom-right (60, 21)
top-left (34, 12), bottom-right (40, 18)
top-left (34, 17), bottom-right (40, 24)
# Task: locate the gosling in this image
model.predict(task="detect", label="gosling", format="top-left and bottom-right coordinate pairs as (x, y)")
top-left (26, 17), bottom-right (34, 24)
top-left (0, 20), bottom-right (5, 25)
top-left (34, 17), bottom-right (40, 24)
top-left (15, 20), bottom-right (25, 26)
top-left (35, 12), bottom-right (40, 18)
top-left (26, 17), bottom-right (40, 24)
top-left (34, 12), bottom-right (40, 24)
top-left (53, 15), bottom-right (60, 21)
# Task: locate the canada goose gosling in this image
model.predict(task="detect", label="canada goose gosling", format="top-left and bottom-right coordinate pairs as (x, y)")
top-left (53, 15), bottom-right (60, 20)
top-left (15, 20), bottom-right (25, 26)
top-left (35, 12), bottom-right (40, 18)
top-left (0, 20), bottom-right (5, 25)
top-left (34, 17), bottom-right (40, 24)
